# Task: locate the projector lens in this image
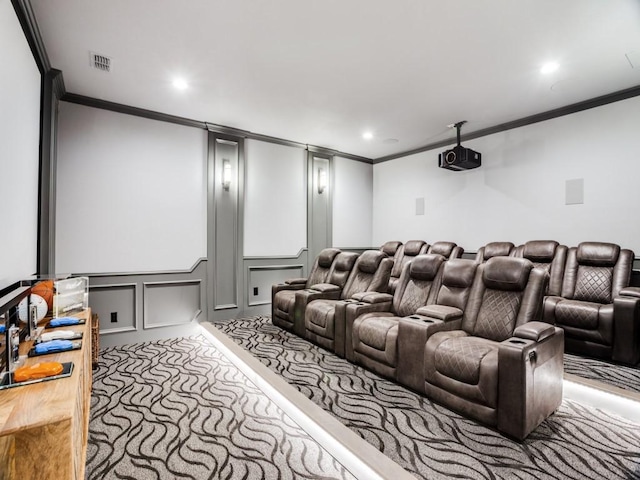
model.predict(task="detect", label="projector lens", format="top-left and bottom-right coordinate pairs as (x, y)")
top-left (445, 151), bottom-right (456, 164)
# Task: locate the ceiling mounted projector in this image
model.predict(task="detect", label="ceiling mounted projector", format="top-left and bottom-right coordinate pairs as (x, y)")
top-left (438, 121), bottom-right (481, 171)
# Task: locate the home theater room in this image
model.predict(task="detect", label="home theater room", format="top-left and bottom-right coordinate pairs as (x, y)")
top-left (1, 0), bottom-right (640, 479)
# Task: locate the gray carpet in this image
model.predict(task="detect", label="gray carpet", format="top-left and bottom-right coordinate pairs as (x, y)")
top-left (86, 335), bottom-right (356, 480)
top-left (214, 316), bottom-right (640, 480)
top-left (564, 352), bottom-right (640, 394)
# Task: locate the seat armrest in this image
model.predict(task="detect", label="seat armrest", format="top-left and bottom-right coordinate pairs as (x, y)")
top-left (309, 283), bottom-right (342, 293)
top-left (351, 292), bottom-right (394, 304)
top-left (286, 277), bottom-right (308, 285)
top-left (415, 305), bottom-right (463, 321)
top-left (612, 295), bottom-right (640, 364)
top-left (620, 287), bottom-right (640, 299)
top-left (542, 295), bottom-right (563, 324)
top-left (396, 315), bottom-right (462, 393)
top-left (498, 327), bottom-right (564, 440)
top-left (272, 282), bottom-right (305, 298)
top-left (513, 321), bottom-right (556, 342)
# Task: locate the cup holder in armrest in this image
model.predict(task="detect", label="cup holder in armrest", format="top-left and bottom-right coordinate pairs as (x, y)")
top-left (508, 339), bottom-right (527, 345)
top-left (408, 315), bottom-right (422, 319)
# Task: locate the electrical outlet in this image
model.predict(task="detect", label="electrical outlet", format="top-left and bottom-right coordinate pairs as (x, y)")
top-left (253, 287), bottom-right (259, 296)
top-left (110, 312), bottom-right (118, 323)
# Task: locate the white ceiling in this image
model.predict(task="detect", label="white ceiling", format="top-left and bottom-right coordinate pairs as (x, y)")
top-left (31, 0), bottom-right (640, 160)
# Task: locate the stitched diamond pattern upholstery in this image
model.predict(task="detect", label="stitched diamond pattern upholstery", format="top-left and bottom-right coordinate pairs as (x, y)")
top-left (434, 336), bottom-right (497, 385)
top-left (395, 279), bottom-right (434, 317)
top-left (574, 266), bottom-right (613, 304)
top-left (473, 290), bottom-right (522, 342)
top-left (343, 270), bottom-right (371, 299)
top-left (531, 261), bottom-right (551, 274)
top-left (555, 300), bottom-right (600, 329)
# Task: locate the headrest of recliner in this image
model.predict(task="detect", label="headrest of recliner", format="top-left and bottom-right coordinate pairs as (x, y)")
top-left (483, 242), bottom-right (514, 259)
top-left (317, 248), bottom-right (340, 268)
top-left (523, 240), bottom-right (558, 261)
top-left (380, 241), bottom-right (402, 256)
top-left (576, 242), bottom-right (620, 267)
top-left (430, 241), bottom-right (456, 257)
top-left (404, 240), bottom-right (426, 256)
top-left (483, 257), bottom-right (532, 291)
top-left (333, 252), bottom-right (359, 272)
top-left (443, 259), bottom-right (478, 288)
top-left (358, 250), bottom-right (385, 274)
top-left (409, 254), bottom-right (444, 280)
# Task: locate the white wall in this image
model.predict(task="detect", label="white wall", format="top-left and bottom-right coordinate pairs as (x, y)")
top-left (333, 157), bottom-right (373, 248)
top-left (373, 95), bottom-right (640, 253)
top-left (56, 102), bottom-right (207, 273)
top-left (244, 139), bottom-right (306, 256)
top-left (0, 2), bottom-right (41, 290)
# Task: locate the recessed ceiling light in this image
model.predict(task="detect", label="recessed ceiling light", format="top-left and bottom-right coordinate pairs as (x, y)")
top-left (173, 78), bottom-right (189, 90)
top-left (540, 62), bottom-right (559, 74)
top-left (362, 131), bottom-right (373, 140)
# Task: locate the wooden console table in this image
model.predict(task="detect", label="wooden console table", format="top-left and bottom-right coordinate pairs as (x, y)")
top-left (0, 309), bottom-right (92, 480)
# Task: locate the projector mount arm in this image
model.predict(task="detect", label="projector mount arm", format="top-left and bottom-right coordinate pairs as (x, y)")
top-left (447, 120), bottom-right (467, 147)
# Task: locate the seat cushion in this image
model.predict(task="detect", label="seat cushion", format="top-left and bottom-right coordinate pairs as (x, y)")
top-left (274, 290), bottom-right (295, 314)
top-left (556, 300), bottom-right (613, 346)
top-left (305, 299), bottom-right (339, 338)
top-left (425, 331), bottom-right (499, 409)
top-left (352, 313), bottom-right (398, 367)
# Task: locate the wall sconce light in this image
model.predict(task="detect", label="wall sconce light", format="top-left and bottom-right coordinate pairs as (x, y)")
top-left (222, 159), bottom-right (231, 191)
top-left (317, 168), bottom-right (327, 194)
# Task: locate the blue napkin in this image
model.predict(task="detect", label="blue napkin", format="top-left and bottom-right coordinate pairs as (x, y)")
top-left (34, 339), bottom-right (74, 354)
top-left (50, 317), bottom-right (80, 327)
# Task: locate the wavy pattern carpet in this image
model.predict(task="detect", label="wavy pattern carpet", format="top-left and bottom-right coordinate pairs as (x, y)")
top-left (87, 336), bottom-right (355, 480)
top-left (214, 316), bottom-right (640, 480)
top-left (564, 352), bottom-right (640, 394)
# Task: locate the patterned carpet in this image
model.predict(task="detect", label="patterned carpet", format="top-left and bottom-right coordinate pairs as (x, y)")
top-left (564, 352), bottom-right (640, 394)
top-left (87, 336), bottom-right (356, 480)
top-left (214, 316), bottom-right (640, 480)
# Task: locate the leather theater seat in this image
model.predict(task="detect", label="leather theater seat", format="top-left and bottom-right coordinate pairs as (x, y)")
top-left (271, 248), bottom-right (340, 331)
top-left (428, 241), bottom-right (464, 259)
top-left (347, 254), bottom-right (446, 378)
top-left (513, 240), bottom-right (567, 296)
top-left (396, 258), bottom-right (479, 393)
top-left (475, 242), bottom-right (515, 263)
top-left (543, 241), bottom-right (640, 364)
top-left (388, 240), bottom-right (429, 294)
top-left (423, 257), bottom-right (564, 440)
top-left (301, 250), bottom-right (393, 354)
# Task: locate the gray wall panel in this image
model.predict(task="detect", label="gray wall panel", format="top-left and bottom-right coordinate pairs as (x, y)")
top-left (89, 283), bottom-right (137, 334)
top-left (143, 280), bottom-right (201, 329)
top-left (247, 265), bottom-right (304, 306)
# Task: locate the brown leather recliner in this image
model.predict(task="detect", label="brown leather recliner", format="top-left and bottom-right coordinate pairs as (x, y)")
top-left (543, 241), bottom-right (640, 364)
top-left (300, 250), bottom-right (392, 350)
top-left (388, 240), bottom-right (430, 294)
top-left (475, 242), bottom-right (515, 263)
top-left (424, 257), bottom-right (564, 440)
top-left (397, 259), bottom-right (479, 393)
top-left (271, 248), bottom-right (341, 331)
top-left (428, 241), bottom-right (464, 259)
top-left (513, 240), bottom-right (567, 296)
top-left (346, 254), bottom-right (446, 378)
top-left (290, 251), bottom-right (360, 337)
top-left (380, 241), bottom-right (403, 262)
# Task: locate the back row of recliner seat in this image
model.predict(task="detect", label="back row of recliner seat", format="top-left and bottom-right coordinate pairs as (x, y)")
top-left (271, 247), bottom-right (564, 440)
top-left (474, 240), bottom-right (640, 365)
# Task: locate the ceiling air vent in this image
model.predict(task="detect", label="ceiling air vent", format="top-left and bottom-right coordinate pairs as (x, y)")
top-left (90, 52), bottom-right (112, 72)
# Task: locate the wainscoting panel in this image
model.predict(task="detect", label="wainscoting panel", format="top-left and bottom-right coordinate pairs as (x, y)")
top-left (88, 283), bottom-right (137, 335)
top-left (242, 248), bottom-right (309, 316)
top-left (83, 258), bottom-right (207, 348)
top-left (143, 280), bottom-right (202, 329)
top-left (247, 265), bottom-right (304, 307)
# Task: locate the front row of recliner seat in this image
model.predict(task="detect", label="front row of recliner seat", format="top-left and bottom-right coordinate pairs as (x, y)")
top-left (272, 248), bottom-right (564, 440)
